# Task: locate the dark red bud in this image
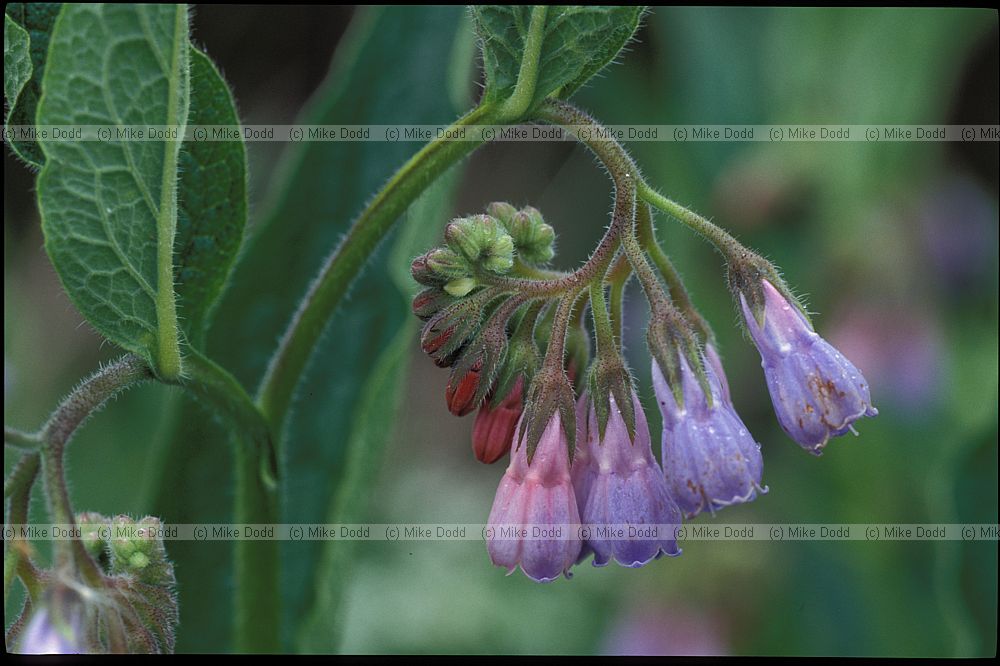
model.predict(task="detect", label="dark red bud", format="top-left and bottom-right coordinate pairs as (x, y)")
top-left (434, 346), bottom-right (462, 368)
top-left (446, 359), bottom-right (483, 416)
top-left (421, 326), bottom-right (454, 355)
top-left (412, 288), bottom-right (448, 320)
top-left (471, 377), bottom-right (524, 463)
top-left (410, 254), bottom-right (440, 286)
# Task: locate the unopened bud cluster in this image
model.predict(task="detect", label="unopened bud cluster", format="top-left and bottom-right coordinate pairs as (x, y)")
top-left (412, 203), bottom-right (560, 421)
top-left (411, 201), bottom-right (876, 583)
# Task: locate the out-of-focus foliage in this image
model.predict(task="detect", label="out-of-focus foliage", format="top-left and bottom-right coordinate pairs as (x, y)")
top-left (4, 6), bottom-right (997, 656)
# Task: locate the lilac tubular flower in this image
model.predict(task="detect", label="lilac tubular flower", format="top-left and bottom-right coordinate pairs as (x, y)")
top-left (578, 390), bottom-right (681, 567)
top-left (653, 354), bottom-right (765, 519)
top-left (486, 410), bottom-right (582, 582)
top-left (740, 279), bottom-right (878, 454)
top-left (571, 393), bottom-right (598, 564)
top-left (19, 608), bottom-right (83, 655)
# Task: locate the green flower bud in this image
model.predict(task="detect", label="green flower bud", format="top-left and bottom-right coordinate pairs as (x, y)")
top-left (76, 512), bottom-right (110, 566)
top-left (444, 215), bottom-right (514, 274)
top-left (509, 206), bottom-right (556, 265)
top-left (425, 247), bottom-right (472, 279)
top-left (486, 201), bottom-right (518, 227)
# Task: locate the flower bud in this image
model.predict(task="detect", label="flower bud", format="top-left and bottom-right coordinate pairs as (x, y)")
top-left (425, 247), bottom-right (471, 279)
top-left (410, 253), bottom-right (445, 286)
top-left (486, 201), bottom-right (518, 226)
top-left (420, 297), bottom-right (485, 363)
top-left (508, 206), bottom-right (556, 265)
top-left (411, 288), bottom-right (453, 321)
top-left (444, 215), bottom-right (514, 273)
top-left (576, 390), bottom-right (681, 567)
top-left (653, 354), bottom-right (765, 518)
top-left (77, 511), bottom-right (110, 566)
top-left (446, 358), bottom-right (482, 416)
top-left (472, 376), bottom-right (524, 463)
top-left (486, 410), bottom-right (582, 582)
top-left (739, 279), bottom-right (877, 454)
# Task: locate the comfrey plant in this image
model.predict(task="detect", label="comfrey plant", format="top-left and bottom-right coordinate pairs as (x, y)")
top-left (407, 14), bottom-right (877, 582)
top-left (3, 4), bottom-right (875, 652)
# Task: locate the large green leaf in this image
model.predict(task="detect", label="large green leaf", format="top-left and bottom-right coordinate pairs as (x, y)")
top-left (472, 5), bottom-right (644, 107)
top-left (36, 4), bottom-right (189, 377)
top-left (3, 3), bottom-right (59, 167)
top-left (175, 47), bottom-right (248, 346)
top-left (147, 6), bottom-right (470, 651)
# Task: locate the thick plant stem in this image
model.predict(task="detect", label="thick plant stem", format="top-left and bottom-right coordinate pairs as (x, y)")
top-left (256, 104), bottom-right (496, 440)
top-left (180, 350), bottom-right (280, 653)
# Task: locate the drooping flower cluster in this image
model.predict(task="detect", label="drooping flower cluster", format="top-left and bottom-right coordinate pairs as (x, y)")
top-left (412, 202), bottom-right (876, 582)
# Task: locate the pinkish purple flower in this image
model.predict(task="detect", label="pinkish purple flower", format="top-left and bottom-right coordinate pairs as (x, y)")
top-left (740, 279), bottom-right (877, 454)
top-left (576, 390), bottom-right (681, 567)
top-left (653, 353), bottom-right (765, 519)
top-left (486, 411), bottom-right (582, 582)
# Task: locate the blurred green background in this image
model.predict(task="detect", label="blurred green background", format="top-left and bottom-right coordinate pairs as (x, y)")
top-left (4, 5), bottom-right (998, 656)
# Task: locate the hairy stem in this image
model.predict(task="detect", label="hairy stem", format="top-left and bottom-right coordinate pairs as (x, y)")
top-left (30, 355), bottom-right (154, 582)
top-left (4, 427), bottom-right (40, 451)
top-left (589, 281), bottom-right (615, 355)
top-left (637, 181), bottom-right (745, 260)
top-left (4, 453), bottom-right (39, 608)
top-left (607, 253), bottom-right (631, 345)
top-left (638, 203), bottom-right (714, 341)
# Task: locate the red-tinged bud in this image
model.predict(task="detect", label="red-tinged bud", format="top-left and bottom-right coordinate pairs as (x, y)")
top-left (421, 325), bottom-right (454, 355)
top-left (434, 346), bottom-right (463, 368)
top-left (411, 288), bottom-right (452, 321)
top-left (410, 253), bottom-right (443, 286)
top-left (446, 358), bottom-right (483, 416)
top-left (472, 377), bottom-right (524, 463)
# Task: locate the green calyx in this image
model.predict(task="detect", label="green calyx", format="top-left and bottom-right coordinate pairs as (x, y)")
top-left (647, 307), bottom-right (712, 410)
top-left (518, 365), bottom-right (577, 464)
top-left (586, 351), bottom-right (637, 443)
top-left (491, 301), bottom-right (543, 408)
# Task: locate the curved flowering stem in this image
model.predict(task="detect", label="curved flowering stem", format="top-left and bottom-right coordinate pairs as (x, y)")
top-left (4, 350), bottom-right (278, 651)
top-left (636, 182), bottom-right (746, 260)
top-left (534, 99), bottom-right (711, 408)
top-left (637, 203), bottom-right (714, 342)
